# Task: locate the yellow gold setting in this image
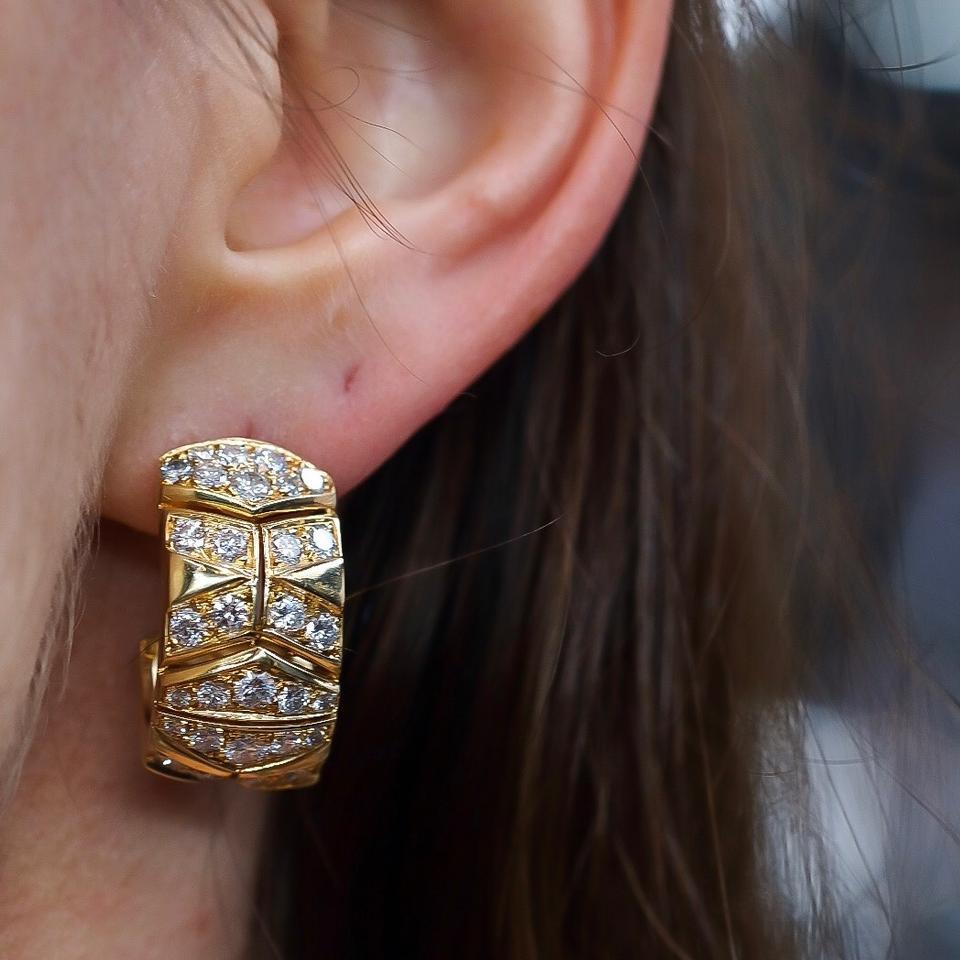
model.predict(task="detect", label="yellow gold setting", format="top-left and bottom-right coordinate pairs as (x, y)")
top-left (141, 438), bottom-right (343, 790)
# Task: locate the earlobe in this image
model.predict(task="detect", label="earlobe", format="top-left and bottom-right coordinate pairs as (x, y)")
top-left (102, 0), bottom-right (670, 536)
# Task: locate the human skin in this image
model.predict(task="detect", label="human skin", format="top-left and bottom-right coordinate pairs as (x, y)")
top-left (0, 1), bottom-right (669, 955)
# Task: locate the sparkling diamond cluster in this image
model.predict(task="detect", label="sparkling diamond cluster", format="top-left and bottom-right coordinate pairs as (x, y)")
top-left (168, 513), bottom-right (254, 569)
top-left (160, 440), bottom-right (333, 507)
top-left (163, 667), bottom-right (338, 717)
top-left (153, 438), bottom-right (342, 781)
top-left (266, 588), bottom-right (342, 659)
top-left (160, 715), bottom-right (332, 767)
top-left (266, 518), bottom-right (340, 569)
top-left (167, 586), bottom-right (255, 649)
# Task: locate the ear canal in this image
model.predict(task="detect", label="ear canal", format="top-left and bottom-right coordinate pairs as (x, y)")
top-left (226, 3), bottom-right (490, 252)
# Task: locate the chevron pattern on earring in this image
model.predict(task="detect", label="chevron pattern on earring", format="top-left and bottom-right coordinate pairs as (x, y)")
top-left (141, 438), bottom-right (343, 790)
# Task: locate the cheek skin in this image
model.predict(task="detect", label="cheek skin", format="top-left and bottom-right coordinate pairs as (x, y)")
top-left (0, 5), bottom-right (277, 959)
top-left (0, 6), bottom-right (166, 761)
top-left (0, 4), bottom-right (246, 763)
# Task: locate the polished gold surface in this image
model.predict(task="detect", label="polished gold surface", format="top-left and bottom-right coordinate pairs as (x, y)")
top-left (142, 438), bottom-right (342, 790)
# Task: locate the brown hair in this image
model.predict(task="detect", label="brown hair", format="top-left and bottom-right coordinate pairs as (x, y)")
top-left (242, 1), bottom-right (847, 957)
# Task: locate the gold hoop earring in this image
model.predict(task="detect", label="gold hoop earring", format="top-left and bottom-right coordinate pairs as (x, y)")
top-left (140, 438), bottom-right (342, 790)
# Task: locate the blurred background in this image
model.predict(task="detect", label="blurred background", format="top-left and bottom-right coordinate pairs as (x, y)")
top-left (735, 2), bottom-right (960, 956)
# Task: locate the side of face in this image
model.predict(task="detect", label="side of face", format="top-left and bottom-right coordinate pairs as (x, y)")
top-left (0, 2), bottom-right (673, 953)
top-left (0, 0), bottom-right (670, 776)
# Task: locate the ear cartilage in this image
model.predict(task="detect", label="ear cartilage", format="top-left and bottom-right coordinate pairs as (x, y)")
top-left (141, 438), bottom-right (343, 790)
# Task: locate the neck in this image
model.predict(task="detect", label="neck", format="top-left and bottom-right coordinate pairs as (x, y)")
top-left (0, 521), bottom-right (267, 960)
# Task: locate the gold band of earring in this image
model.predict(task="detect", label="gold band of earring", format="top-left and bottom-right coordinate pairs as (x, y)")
top-left (141, 438), bottom-right (343, 790)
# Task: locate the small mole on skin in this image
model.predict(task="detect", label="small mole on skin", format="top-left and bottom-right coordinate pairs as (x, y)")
top-left (342, 364), bottom-right (360, 394)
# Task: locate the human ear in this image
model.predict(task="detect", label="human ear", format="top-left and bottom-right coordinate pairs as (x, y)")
top-left (103, 0), bottom-right (671, 532)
